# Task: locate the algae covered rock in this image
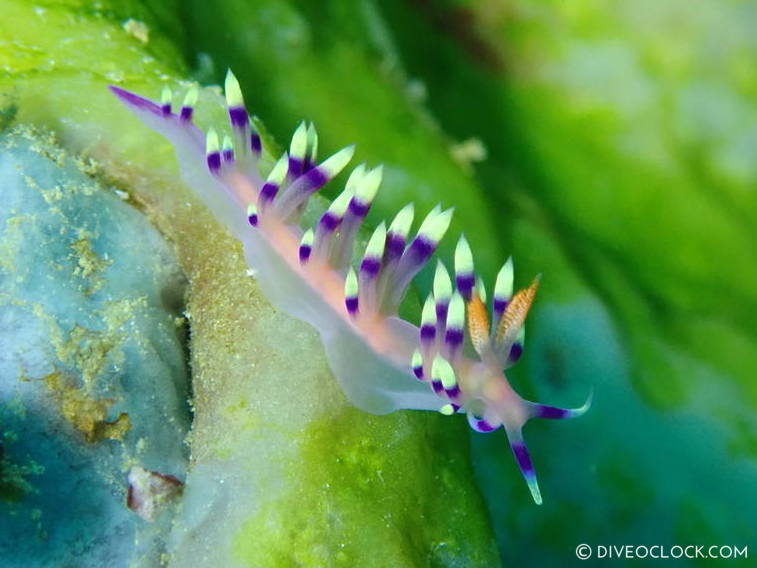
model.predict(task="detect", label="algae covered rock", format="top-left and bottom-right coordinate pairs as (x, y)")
top-left (0, 127), bottom-right (190, 566)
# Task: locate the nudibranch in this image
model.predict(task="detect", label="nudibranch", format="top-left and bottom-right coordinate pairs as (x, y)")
top-left (110, 71), bottom-right (591, 505)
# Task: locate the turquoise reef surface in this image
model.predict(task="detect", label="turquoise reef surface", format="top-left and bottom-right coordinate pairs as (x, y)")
top-left (0, 128), bottom-right (190, 566)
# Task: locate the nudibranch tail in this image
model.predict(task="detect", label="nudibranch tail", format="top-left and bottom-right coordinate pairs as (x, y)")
top-left (111, 71), bottom-right (592, 505)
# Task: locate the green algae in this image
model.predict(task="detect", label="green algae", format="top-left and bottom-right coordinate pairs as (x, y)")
top-left (232, 409), bottom-right (498, 568)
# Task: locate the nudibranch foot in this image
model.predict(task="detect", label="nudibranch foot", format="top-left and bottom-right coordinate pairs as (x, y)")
top-left (111, 71), bottom-right (592, 504)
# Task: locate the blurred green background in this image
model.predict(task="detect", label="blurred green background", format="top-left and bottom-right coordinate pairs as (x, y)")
top-left (180, 2), bottom-right (757, 564)
top-left (2, 0), bottom-right (756, 565)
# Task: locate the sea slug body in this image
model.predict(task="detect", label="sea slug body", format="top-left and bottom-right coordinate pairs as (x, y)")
top-left (111, 71), bottom-right (591, 505)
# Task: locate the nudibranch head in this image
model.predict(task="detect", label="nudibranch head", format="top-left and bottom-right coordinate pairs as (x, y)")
top-left (110, 70), bottom-right (591, 505)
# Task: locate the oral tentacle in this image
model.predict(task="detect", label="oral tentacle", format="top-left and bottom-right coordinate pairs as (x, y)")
top-left (505, 427), bottom-right (543, 506)
top-left (528, 389), bottom-right (593, 420)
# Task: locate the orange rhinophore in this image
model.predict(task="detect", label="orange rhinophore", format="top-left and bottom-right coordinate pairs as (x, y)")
top-left (467, 289), bottom-right (490, 356)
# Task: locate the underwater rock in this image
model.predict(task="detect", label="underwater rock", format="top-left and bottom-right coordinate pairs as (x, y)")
top-left (0, 127), bottom-right (191, 567)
